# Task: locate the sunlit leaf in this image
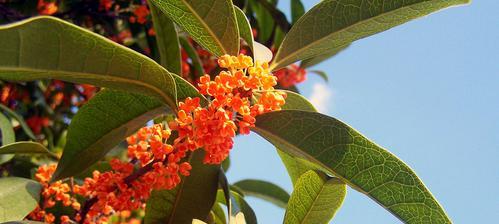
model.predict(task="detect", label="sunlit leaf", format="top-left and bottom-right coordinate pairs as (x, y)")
top-left (284, 170), bottom-right (346, 224)
top-left (0, 177), bottom-right (41, 222)
top-left (272, 0), bottom-right (470, 69)
top-left (52, 90), bottom-right (168, 180)
top-left (0, 16), bottom-right (179, 108)
top-left (0, 112), bottom-right (14, 146)
top-left (149, 0), bottom-right (240, 56)
top-left (0, 112), bottom-right (15, 164)
top-left (149, 2), bottom-right (182, 74)
top-left (253, 110), bottom-right (452, 223)
top-left (234, 6), bottom-right (254, 51)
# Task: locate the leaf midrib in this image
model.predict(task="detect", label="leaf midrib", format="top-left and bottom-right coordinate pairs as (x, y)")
top-left (272, 0), bottom-right (464, 69)
top-left (0, 66), bottom-right (176, 109)
top-left (180, 0), bottom-right (228, 56)
top-left (297, 177), bottom-right (327, 224)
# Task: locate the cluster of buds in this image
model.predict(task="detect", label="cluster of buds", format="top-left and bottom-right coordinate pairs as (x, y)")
top-left (273, 64), bottom-right (308, 88)
top-left (28, 165), bottom-right (81, 224)
top-left (27, 54), bottom-right (286, 223)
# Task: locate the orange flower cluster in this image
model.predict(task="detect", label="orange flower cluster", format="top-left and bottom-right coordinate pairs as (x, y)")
top-left (72, 123), bottom-right (192, 223)
top-left (27, 54), bottom-right (285, 223)
top-left (37, 0), bottom-right (58, 15)
top-left (274, 64), bottom-right (307, 88)
top-left (28, 164), bottom-right (80, 224)
top-left (172, 54), bottom-right (286, 164)
top-left (129, 5), bottom-right (150, 24)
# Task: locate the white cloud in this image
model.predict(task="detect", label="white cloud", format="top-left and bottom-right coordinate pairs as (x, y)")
top-left (308, 83), bottom-right (333, 113)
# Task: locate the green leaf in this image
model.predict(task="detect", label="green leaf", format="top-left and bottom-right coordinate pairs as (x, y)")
top-left (210, 202), bottom-right (226, 224)
top-left (253, 110), bottom-right (452, 223)
top-left (254, 0), bottom-right (291, 32)
top-left (144, 151), bottom-right (220, 224)
top-left (230, 191), bottom-right (257, 224)
top-left (234, 6), bottom-right (254, 51)
top-left (0, 104), bottom-right (36, 140)
top-left (0, 141), bottom-right (51, 155)
top-left (150, 2), bottom-right (182, 74)
top-left (284, 170), bottom-right (346, 224)
top-left (271, 0), bottom-right (470, 69)
top-left (0, 177), bottom-right (42, 222)
top-left (0, 16), bottom-right (178, 108)
top-left (0, 112), bottom-right (15, 146)
top-left (218, 169), bottom-right (232, 222)
top-left (280, 90), bottom-right (315, 112)
top-left (0, 112), bottom-right (15, 164)
top-left (233, 179), bottom-right (290, 209)
top-left (300, 45), bottom-right (349, 69)
top-left (216, 189), bottom-right (257, 224)
top-left (309, 70), bottom-right (328, 83)
top-left (221, 156), bottom-right (231, 173)
top-left (179, 37), bottom-right (204, 78)
top-left (149, 0), bottom-right (240, 56)
top-left (249, 0), bottom-right (275, 43)
top-left (290, 0), bottom-right (305, 25)
top-left (52, 90), bottom-right (167, 180)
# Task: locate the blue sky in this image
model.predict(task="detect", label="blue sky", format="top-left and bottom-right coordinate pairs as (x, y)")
top-left (227, 1), bottom-right (499, 223)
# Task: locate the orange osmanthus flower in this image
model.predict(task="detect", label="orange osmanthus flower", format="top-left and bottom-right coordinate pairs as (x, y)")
top-left (28, 54), bottom-right (285, 223)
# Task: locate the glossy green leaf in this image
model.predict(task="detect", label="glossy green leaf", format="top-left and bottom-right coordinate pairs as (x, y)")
top-left (0, 177), bottom-right (42, 222)
top-left (144, 151), bottom-right (219, 224)
top-left (290, 0), bottom-right (305, 25)
top-left (0, 16), bottom-right (180, 109)
top-left (234, 6), bottom-right (254, 51)
top-left (284, 170), bottom-right (346, 224)
top-left (272, 0), bottom-right (470, 69)
top-left (150, 2), bottom-right (182, 74)
top-left (0, 141), bottom-right (51, 155)
top-left (149, 0), bottom-right (240, 56)
top-left (52, 90), bottom-right (167, 180)
top-left (0, 104), bottom-right (36, 140)
top-left (253, 110), bottom-right (451, 223)
top-left (273, 90), bottom-right (325, 184)
top-left (0, 112), bottom-right (15, 146)
top-left (280, 90), bottom-right (315, 112)
top-left (300, 45), bottom-right (349, 69)
top-left (233, 179), bottom-right (290, 208)
top-left (0, 112), bottom-right (15, 164)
